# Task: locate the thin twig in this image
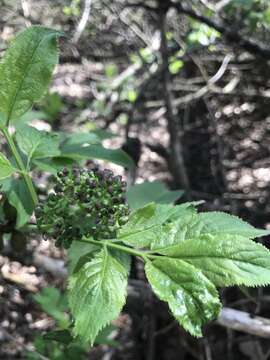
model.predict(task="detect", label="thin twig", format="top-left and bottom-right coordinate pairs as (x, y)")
top-left (72, 0), bottom-right (93, 43)
top-left (173, 54), bottom-right (232, 107)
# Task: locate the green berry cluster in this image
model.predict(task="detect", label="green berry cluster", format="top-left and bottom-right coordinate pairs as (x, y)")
top-left (35, 166), bottom-right (130, 249)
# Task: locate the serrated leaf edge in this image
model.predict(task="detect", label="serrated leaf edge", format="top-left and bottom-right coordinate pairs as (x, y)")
top-left (199, 211), bottom-right (270, 238)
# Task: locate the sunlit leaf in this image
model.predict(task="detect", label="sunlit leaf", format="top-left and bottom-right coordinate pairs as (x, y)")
top-left (145, 258), bottom-right (221, 337)
top-left (69, 248), bottom-right (130, 345)
top-left (156, 234), bottom-right (270, 287)
top-left (0, 26), bottom-right (63, 124)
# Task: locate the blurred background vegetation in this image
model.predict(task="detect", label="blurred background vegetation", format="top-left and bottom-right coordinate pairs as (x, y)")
top-left (0, 0), bottom-right (270, 359)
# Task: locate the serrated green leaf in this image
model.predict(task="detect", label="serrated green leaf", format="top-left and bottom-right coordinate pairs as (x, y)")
top-left (118, 203), bottom-right (163, 248)
top-left (0, 153), bottom-right (15, 179)
top-left (150, 206), bottom-right (198, 250)
top-left (145, 258), bottom-right (221, 337)
top-left (0, 26), bottom-right (63, 124)
top-left (151, 208), bottom-right (269, 251)
top-left (16, 125), bottom-right (60, 164)
top-left (72, 251), bottom-right (98, 275)
top-left (198, 211), bottom-right (270, 238)
top-left (119, 202), bottom-right (198, 248)
top-left (68, 247), bottom-right (130, 345)
top-left (156, 234), bottom-right (270, 287)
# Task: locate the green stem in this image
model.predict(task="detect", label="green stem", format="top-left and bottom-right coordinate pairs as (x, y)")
top-left (80, 237), bottom-right (153, 261)
top-left (1, 127), bottom-right (38, 206)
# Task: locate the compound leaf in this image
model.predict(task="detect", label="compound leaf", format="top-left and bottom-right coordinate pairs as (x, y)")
top-left (69, 247), bottom-right (130, 345)
top-left (156, 234), bottom-right (270, 287)
top-left (0, 26), bottom-right (63, 124)
top-left (145, 258), bottom-right (221, 337)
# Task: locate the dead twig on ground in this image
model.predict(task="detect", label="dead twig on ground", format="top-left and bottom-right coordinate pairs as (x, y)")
top-left (217, 307), bottom-right (270, 338)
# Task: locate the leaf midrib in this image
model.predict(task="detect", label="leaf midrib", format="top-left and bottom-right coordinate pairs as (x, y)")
top-left (98, 247), bottom-right (109, 296)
